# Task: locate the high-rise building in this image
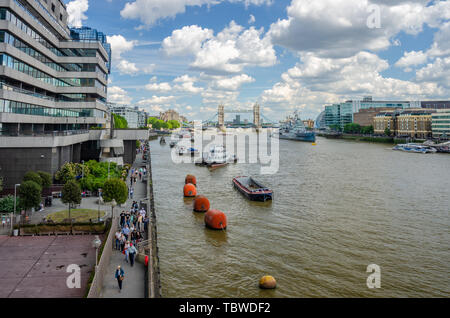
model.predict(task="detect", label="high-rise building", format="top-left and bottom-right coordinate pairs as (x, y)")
top-left (431, 109), bottom-right (450, 140)
top-left (0, 1), bottom-right (147, 188)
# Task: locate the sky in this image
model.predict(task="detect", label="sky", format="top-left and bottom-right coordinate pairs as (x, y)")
top-left (64, 0), bottom-right (450, 122)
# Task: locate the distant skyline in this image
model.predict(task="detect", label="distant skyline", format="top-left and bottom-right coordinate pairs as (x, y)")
top-left (65, 0), bottom-right (450, 121)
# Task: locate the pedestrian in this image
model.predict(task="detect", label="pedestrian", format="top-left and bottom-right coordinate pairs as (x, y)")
top-left (115, 231), bottom-right (121, 250)
top-left (122, 225), bottom-right (130, 241)
top-left (124, 241), bottom-right (131, 263)
top-left (130, 188), bottom-right (134, 199)
top-left (128, 243), bottom-right (138, 267)
top-left (115, 265), bottom-right (124, 292)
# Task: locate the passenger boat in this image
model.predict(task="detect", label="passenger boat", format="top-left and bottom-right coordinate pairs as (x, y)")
top-left (169, 140), bottom-right (178, 148)
top-left (232, 176), bottom-right (273, 202)
top-left (392, 143), bottom-right (437, 153)
top-left (204, 145), bottom-right (234, 164)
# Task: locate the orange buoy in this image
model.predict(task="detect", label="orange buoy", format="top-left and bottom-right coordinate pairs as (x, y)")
top-left (185, 174), bottom-right (197, 186)
top-left (184, 183), bottom-right (197, 197)
top-left (204, 209), bottom-right (227, 230)
top-left (259, 276), bottom-right (277, 289)
top-left (193, 195), bottom-right (210, 212)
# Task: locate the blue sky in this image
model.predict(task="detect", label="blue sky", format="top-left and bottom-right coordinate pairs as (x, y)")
top-left (65, 0), bottom-right (450, 122)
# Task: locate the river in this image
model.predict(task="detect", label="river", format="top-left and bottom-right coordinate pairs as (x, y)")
top-left (150, 130), bottom-right (449, 297)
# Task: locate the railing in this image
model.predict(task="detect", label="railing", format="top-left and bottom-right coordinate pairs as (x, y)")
top-left (87, 217), bottom-right (118, 298)
top-left (0, 129), bottom-right (89, 137)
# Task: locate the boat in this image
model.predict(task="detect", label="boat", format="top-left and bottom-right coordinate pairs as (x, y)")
top-left (169, 140), bottom-right (178, 148)
top-left (423, 140), bottom-right (450, 153)
top-left (188, 147), bottom-right (199, 156)
top-left (177, 145), bottom-right (188, 155)
top-left (203, 145), bottom-right (234, 165)
top-left (392, 143), bottom-right (437, 153)
top-left (232, 176), bottom-right (273, 202)
top-left (208, 162), bottom-right (228, 170)
top-left (160, 136), bottom-right (166, 144)
top-left (278, 111), bottom-right (316, 142)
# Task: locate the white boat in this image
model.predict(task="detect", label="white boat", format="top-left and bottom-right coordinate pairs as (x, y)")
top-left (203, 145), bottom-right (236, 164)
top-left (392, 143), bottom-right (437, 153)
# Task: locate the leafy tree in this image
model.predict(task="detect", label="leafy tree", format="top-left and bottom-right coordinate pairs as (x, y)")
top-left (18, 181), bottom-right (42, 212)
top-left (0, 195), bottom-right (14, 213)
top-left (37, 171), bottom-right (52, 188)
top-left (343, 123), bottom-right (362, 134)
top-left (361, 125), bottom-right (374, 135)
top-left (103, 178), bottom-right (128, 218)
top-left (384, 128), bottom-right (391, 137)
top-left (168, 120), bottom-right (181, 129)
top-left (23, 171), bottom-right (43, 187)
top-left (329, 124), bottom-right (342, 132)
top-left (113, 113), bottom-right (128, 129)
top-left (61, 180), bottom-right (82, 231)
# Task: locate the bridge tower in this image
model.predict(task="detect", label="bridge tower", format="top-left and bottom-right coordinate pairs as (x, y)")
top-left (253, 103), bottom-right (261, 129)
top-left (218, 104), bottom-right (225, 129)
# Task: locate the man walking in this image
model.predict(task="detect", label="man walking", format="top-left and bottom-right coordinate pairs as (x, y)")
top-left (115, 265), bottom-right (124, 292)
top-left (128, 243), bottom-right (138, 267)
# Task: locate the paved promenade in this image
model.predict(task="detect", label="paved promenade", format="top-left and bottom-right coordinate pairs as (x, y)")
top-left (100, 153), bottom-right (147, 298)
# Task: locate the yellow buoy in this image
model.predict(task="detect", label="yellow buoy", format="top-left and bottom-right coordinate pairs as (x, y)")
top-left (312, 142), bottom-right (317, 146)
top-left (259, 275), bottom-right (277, 289)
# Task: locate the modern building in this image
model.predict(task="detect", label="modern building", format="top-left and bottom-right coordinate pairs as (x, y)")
top-left (431, 109), bottom-right (450, 140)
top-left (314, 111), bottom-right (326, 129)
top-left (0, 0), bottom-right (147, 188)
top-left (324, 97), bottom-right (443, 130)
top-left (108, 103), bottom-right (141, 128)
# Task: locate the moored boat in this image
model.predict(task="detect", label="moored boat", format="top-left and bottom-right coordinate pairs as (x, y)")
top-left (392, 143), bottom-right (437, 153)
top-left (232, 176), bottom-right (273, 202)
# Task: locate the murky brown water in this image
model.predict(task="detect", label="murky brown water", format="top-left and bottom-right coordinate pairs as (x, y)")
top-left (151, 130), bottom-right (450, 297)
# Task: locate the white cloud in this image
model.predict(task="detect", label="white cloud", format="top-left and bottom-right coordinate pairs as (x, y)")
top-left (137, 95), bottom-right (177, 105)
top-left (211, 74), bottom-right (255, 91)
top-left (248, 14), bottom-right (256, 24)
top-left (163, 21), bottom-right (276, 74)
top-left (107, 35), bottom-right (137, 61)
top-left (107, 86), bottom-right (133, 104)
top-left (395, 50), bottom-right (428, 72)
top-left (67, 0), bottom-right (89, 28)
top-left (120, 0), bottom-right (272, 29)
top-left (145, 82), bottom-right (172, 92)
top-left (267, 0), bottom-right (450, 58)
top-left (116, 60), bottom-right (139, 75)
top-left (162, 25), bottom-right (213, 56)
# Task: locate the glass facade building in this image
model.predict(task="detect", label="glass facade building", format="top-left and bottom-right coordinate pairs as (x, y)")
top-left (0, 0), bottom-right (110, 135)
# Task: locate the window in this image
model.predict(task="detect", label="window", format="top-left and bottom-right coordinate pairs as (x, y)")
top-left (51, 3), bottom-right (55, 13)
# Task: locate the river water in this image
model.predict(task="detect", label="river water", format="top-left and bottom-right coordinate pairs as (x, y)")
top-left (150, 130), bottom-right (449, 297)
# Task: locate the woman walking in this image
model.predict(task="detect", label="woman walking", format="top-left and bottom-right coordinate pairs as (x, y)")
top-left (115, 265), bottom-right (124, 292)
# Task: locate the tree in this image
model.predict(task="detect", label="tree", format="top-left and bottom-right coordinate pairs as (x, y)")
top-left (329, 124), bottom-right (342, 132)
top-left (361, 125), bottom-right (374, 135)
top-left (18, 181), bottom-right (42, 213)
top-left (37, 171), bottom-right (52, 188)
top-left (168, 120), bottom-right (181, 129)
top-left (343, 123), bottom-right (362, 134)
top-left (61, 180), bottom-right (82, 232)
top-left (23, 171), bottom-right (43, 187)
top-left (102, 178), bottom-right (128, 218)
top-left (113, 113), bottom-right (128, 129)
top-left (384, 128), bottom-right (391, 137)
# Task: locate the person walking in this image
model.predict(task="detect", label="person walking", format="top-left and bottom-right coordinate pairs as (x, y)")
top-left (115, 265), bottom-right (124, 292)
top-left (128, 243), bottom-right (138, 267)
top-left (124, 241), bottom-right (130, 263)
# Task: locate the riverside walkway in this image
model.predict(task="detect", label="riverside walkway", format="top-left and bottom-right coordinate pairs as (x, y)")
top-left (100, 153), bottom-right (148, 298)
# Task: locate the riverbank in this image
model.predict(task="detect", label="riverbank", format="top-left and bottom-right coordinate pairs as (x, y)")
top-left (317, 133), bottom-right (426, 144)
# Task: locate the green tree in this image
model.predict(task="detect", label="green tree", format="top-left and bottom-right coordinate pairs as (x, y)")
top-left (23, 171), bottom-right (43, 187)
top-left (61, 180), bottom-right (82, 232)
top-left (384, 128), bottom-right (391, 136)
top-left (168, 120), bottom-right (181, 129)
top-left (102, 178), bottom-right (128, 218)
top-left (343, 123), bottom-right (362, 134)
top-left (18, 181), bottom-right (42, 213)
top-left (113, 113), bottom-right (128, 129)
top-left (0, 195), bottom-right (14, 213)
top-left (361, 125), bottom-right (374, 135)
top-left (37, 171), bottom-right (52, 188)
top-left (329, 124), bottom-right (342, 132)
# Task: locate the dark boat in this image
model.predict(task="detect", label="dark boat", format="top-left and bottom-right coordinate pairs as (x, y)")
top-left (208, 162), bottom-right (228, 170)
top-left (232, 176), bottom-right (273, 202)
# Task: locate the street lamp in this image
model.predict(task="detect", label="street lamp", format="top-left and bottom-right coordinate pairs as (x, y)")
top-left (13, 183), bottom-right (20, 235)
top-left (111, 199), bottom-right (117, 219)
top-left (81, 160), bottom-right (85, 179)
top-left (92, 235), bottom-right (102, 273)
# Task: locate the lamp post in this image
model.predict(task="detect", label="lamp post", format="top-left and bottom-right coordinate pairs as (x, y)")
top-left (92, 235), bottom-right (102, 273)
top-left (111, 199), bottom-right (117, 219)
top-left (13, 183), bottom-right (20, 235)
top-left (81, 160), bottom-right (85, 179)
